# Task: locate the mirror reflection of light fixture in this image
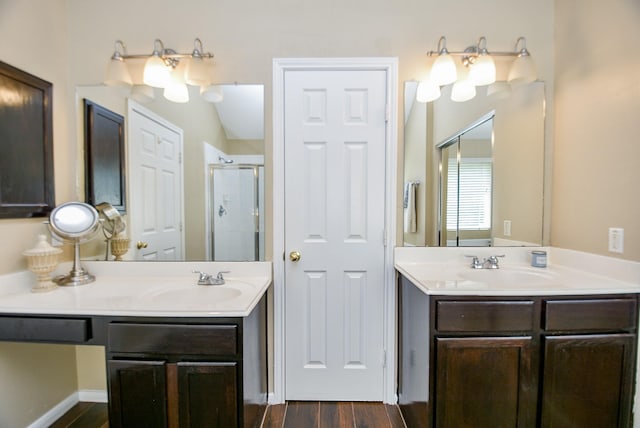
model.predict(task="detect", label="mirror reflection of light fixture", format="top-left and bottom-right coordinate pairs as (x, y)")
top-left (451, 65), bottom-right (476, 102)
top-left (416, 79), bottom-right (441, 103)
top-left (104, 38), bottom-right (215, 103)
top-left (163, 61), bottom-right (190, 103)
top-left (48, 202), bottom-right (100, 286)
top-left (418, 36), bottom-right (537, 104)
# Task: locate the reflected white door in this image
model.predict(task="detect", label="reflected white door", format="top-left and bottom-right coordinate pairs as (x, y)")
top-left (284, 69), bottom-right (387, 400)
top-left (128, 101), bottom-right (184, 260)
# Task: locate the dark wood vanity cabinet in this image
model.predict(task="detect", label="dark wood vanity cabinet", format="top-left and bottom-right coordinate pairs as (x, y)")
top-left (0, 295), bottom-right (267, 428)
top-left (398, 275), bottom-right (638, 428)
top-left (108, 359), bottom-right (239, 427)
top-left (540, 298), bottom-right (637, 427)
top-left (106, 300), bottom-right (267, 428)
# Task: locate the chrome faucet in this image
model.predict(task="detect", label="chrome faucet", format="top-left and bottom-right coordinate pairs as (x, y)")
top-left (192, 270), bottom-right (229, 286)
top-left (465, 255), bottom-right (505, 269)
top-left (483, 255), bottom-right (505, 269)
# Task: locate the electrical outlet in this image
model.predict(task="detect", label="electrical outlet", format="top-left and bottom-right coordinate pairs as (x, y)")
top-left (608, 227), bottom-right (624, 253)
top-left (503, 220), bottom-right (512, 237)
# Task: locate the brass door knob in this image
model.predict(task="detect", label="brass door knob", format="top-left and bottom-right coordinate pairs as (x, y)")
top-left (136, 241), bottom-right (148, 249)
top-left (289, 251), bottom-right (301, 262)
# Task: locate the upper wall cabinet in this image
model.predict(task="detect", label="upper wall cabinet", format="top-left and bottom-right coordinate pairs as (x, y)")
top-left (0, 61), bottom-right (54, 218)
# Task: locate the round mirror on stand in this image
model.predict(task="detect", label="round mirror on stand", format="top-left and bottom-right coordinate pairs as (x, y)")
top-left (48, 202), bottom-right (100, 286)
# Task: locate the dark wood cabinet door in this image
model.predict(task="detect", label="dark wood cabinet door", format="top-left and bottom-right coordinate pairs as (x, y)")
top-left (177, 361), bottom-right (238, 428)
top-left (108, 359), bottom-right (168, 428)
top-left (435, 336), bottom-right (536, 428)
top-left (541, 334), bottom-right (635, 427)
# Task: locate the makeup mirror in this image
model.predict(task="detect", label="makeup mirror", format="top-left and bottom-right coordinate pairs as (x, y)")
top-left (48, 201), bottom-right (100, 285)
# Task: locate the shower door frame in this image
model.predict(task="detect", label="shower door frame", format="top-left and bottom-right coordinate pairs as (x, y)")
top-left (208, 163), bottom-right (263, 261)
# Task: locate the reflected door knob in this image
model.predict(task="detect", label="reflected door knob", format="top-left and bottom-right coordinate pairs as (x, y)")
top-left (289, 251), bottom-right (301, 262)
top-left (136, 241), bottom-right (148, 249)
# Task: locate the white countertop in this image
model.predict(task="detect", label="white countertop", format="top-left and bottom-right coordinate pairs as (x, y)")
top-left (0, 261), bottom-right (272, 317)
top-left (395, 247), bottom-right (640, 296)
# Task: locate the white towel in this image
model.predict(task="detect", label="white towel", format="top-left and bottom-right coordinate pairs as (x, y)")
top-left (404, 181), bottom-right (417, 233)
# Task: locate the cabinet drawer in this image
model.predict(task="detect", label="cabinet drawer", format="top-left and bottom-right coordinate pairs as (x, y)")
top-left (544, 298), bottom-right (637, 331)
top-left (436, 301), bottom-right (535, 332)
top-left (0, 316), bottom-right (91, 343)
top-left (108, 323), bottom-right (238, 356)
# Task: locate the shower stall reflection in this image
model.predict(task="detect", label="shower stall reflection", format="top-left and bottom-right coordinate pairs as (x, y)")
top-left (209, 163), bottom-right (264, 261)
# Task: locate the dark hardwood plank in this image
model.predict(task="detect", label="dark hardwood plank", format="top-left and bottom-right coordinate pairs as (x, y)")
top-left (385, 404), bottom-right (406, 428)
top-left (319, 402), bottom-right (354, 427)
top-left (283, 402), bottom-right (319, 428)
top-left (66, 403), bottom-right (108, 428)
top-left (49, 402), bottom-right (95, 428)
top-left (352, 402), bottom-right (390, 428)
top-left (262, 403), bottom-right (287, 428)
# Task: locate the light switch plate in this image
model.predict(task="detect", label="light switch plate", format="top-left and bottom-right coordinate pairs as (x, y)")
top-left (608, 227), bottom-right (624, 253)
top-left (503, 220), bottom-right (512, 237)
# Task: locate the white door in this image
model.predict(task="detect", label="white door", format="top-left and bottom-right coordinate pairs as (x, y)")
top-left (127, 101), bottom-right (184, 260)
top-left (284, 69), bottom-right (387, 400)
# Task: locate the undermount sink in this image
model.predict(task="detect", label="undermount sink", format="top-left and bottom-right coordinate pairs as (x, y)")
top-left (458, 266), bottom-right (556, 285)
top-left (142, 285), bottom-right (243, 306)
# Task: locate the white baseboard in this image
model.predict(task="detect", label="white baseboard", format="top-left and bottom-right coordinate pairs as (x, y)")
top-left (268, 392), bottom-right (283, 405)
top-left (78, 389), bottom-right (108, 403)
top-left (26, 389), bottom-right (108, 428)
top-left (27, 392), bottom-right (79, 428)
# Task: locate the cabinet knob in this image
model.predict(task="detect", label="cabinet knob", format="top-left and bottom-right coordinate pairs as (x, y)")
top-left (136, 241), bottom-right (148, 249)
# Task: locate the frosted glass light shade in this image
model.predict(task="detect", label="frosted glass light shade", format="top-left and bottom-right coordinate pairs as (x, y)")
top-left (451, 79), bottom-right (476, 102)
top-left (469, 54), bottom-right (496, 86)
top-left (185, 57), bottom-right (210, 86)
top-left (508, 54), bottom-right (537, 84)
top-left (430, 54), bottom-right (457, 86)
top-left (200, 84), bottom-right (224, 103)
top-left (163, 68), bottom-right (189, 103)
top-left (416, 80), bottom-right (441, 103)
top-left (104, 58), bottom-right (132, 88)
top-left (143, 55), bottom-right (171, 88)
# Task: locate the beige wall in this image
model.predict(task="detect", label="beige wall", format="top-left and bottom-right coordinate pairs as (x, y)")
top-left (0, 1), bottom-right (80, 426)
top-left (552, 0), bottom-right (640, 260)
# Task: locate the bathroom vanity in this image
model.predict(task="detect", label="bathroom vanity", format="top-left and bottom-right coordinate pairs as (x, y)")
top-left (0, 261), bottom-right (271, 428)
top-left (396, 247), bottom-right (640, 428)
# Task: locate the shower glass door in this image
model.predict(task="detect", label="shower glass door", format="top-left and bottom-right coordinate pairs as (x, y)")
top-left (209, 164), bottom-right (264, 261)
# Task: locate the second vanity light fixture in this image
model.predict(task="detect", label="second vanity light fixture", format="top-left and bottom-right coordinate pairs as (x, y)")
top-left (417, 36), bottom-right (536, 103)
top-left (105, 38), bottom-right (222, 103)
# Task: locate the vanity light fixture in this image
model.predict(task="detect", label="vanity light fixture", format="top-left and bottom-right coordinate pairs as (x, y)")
top-left (419, 36), bottom-right (536, 103)
top-left (104, 38), bottom-right (217, 104)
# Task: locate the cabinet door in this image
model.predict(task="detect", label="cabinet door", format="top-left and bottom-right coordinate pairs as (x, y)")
top-left (541, 334), bottom-right (635, 427)
top-left (435, 336), bottom-right (536, 428)
top-left (108, 359), bottom-right (168, 428)
top-left (177, 362), bottom-right (238, 428)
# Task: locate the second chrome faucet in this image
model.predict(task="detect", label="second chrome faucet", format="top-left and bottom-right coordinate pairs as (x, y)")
top-left (465, 255), bottom-right (505, 269)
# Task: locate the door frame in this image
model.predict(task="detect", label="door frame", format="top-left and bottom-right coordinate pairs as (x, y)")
top-left (272, 58), bottom-right (398, 404)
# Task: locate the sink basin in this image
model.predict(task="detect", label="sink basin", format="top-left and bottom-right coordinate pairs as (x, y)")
top-left (458, 267), bottom-right (556, 285)
top-left (141, 285), bottom-right (243, 308)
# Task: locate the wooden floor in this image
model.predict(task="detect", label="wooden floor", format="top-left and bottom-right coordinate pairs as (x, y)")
top-left (51, 401), bottom-right (406, 428)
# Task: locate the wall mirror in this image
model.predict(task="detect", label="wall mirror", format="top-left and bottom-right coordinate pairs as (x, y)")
top-left (403, 81), bottom-right (545, 247)
top-left (75, 83), bottom-right (265, 261)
